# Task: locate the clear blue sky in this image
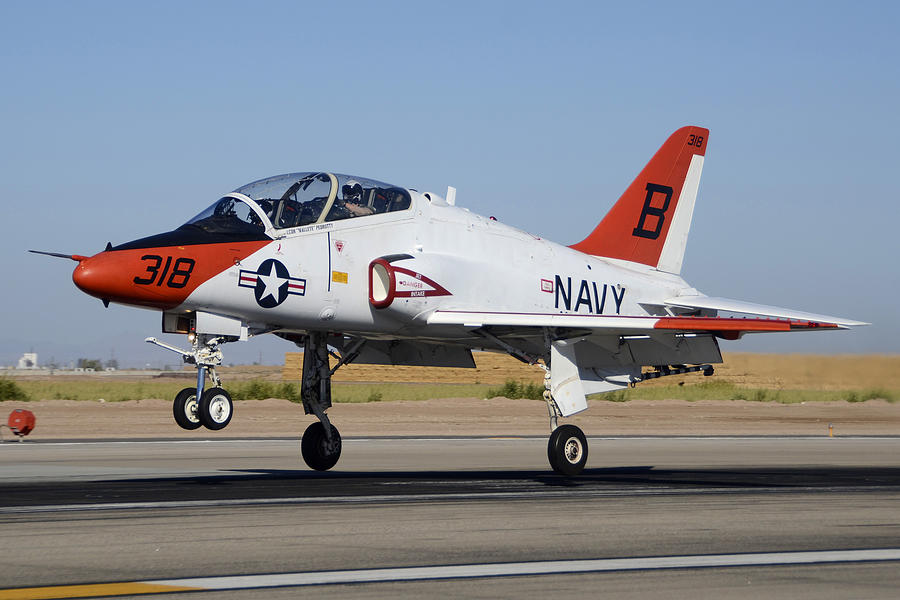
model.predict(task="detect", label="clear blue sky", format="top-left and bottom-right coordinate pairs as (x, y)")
top-left (1, 1), bottom-right (896, 367)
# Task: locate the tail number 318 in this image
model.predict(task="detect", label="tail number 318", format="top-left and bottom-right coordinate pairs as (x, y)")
top-left (133, 255), bottom-right (196, 288)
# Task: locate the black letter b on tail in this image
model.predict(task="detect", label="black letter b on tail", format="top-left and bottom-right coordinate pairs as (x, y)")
top-left (632, 183), bottom-right (673, 240)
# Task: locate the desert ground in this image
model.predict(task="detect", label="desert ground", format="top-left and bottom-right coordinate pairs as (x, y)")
top-left (286, 351), bottom-right (900, 390)
top-left (1, 353), bottom-right (897, 440)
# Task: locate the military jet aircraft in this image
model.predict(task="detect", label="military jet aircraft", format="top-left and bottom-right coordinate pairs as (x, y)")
top-left (33, 126), bottom-right (866, 475)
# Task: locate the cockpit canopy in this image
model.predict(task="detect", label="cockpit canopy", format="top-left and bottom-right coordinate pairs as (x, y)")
top-left (183, 172), bottom-right (412, 236)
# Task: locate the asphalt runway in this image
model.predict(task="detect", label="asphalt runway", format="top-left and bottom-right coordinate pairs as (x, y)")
top-left (1, 437), bottom-right (900, 599)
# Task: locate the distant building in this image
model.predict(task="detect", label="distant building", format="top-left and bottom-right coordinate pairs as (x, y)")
top-left (17, 352), bottom-right (38, 369)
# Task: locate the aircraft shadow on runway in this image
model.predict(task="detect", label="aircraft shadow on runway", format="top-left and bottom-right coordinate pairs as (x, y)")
top-left (4, 466), bottom-right (900, 509)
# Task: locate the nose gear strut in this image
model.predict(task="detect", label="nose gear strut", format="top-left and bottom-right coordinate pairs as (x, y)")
top-left (146, 335), bottom-right (234, 431)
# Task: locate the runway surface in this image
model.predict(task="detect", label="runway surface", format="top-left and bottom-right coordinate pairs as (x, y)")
top-left (1, 436), bottom-right (899, 598)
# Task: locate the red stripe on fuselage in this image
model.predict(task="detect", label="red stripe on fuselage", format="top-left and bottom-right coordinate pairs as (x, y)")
top-left (73, 240), bottom-right (270, 310)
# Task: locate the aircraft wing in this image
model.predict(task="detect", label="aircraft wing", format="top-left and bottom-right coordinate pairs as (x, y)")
top-left (429, 304), bottom-right (865, 418)
top-left (427, 309), bottom-right (854, 335)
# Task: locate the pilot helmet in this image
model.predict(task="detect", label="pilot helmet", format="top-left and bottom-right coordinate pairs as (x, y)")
top-left (342, 180), bottom-right (363, 201)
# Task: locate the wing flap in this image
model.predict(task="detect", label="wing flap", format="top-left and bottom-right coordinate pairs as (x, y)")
top-left (428, 310), bottom-right (658, 334)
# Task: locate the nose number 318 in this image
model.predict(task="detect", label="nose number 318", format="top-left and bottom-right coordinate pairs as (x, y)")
top-left (133, 255), bottom-right (196, 288)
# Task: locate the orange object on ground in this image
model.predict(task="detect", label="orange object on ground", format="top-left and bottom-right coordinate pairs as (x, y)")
top-left (8, 409), bottom-right (36, 436)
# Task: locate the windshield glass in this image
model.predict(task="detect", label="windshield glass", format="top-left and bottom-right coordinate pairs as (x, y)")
top-left (183, 196), bottom-right (268, 235)
top-left (235, 172), bottom-right (411, 230)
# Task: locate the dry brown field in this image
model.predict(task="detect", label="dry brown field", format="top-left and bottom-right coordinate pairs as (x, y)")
top-left (283, 352), bottom-right (900, 391)
top-left (3, 354), bottom-right (898, 439)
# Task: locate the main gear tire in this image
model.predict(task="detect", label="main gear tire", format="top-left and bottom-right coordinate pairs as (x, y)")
top-left (547, 424), bottom-right (588, 476)
top-left (301, 421), bottom-right (342, 471)
top-left (199, 387), bottom-right (233, 431)
top-left (173, 388), bottom-right (202, 430)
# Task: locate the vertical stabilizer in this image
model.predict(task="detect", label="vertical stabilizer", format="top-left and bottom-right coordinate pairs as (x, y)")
top-left (570, 126), bottom-right (708, 274)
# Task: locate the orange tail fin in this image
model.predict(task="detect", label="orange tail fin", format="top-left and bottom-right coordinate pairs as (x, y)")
top-left (570, 126), bottom-right (708, 274)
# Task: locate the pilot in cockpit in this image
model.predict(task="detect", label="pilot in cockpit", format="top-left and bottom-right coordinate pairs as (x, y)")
top-left (338, 180), bottom-right (374, 217)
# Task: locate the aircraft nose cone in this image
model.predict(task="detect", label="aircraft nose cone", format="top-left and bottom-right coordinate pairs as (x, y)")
top-left (72, 253), bottom-right (113, 301)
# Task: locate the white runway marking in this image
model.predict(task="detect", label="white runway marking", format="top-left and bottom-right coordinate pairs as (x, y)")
top-left (153, 549), bottom-right (900, 589)
top-left (5, 549), bottom-right (899, 598)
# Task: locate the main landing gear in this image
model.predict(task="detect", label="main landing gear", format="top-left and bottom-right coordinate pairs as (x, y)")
top-left (542, 372), bottom-right (588, 476)
top-left (146, 335), bottom-right (234, 432)
top-left (477, 328), bottom-right (590, 476)
top-left (296, 332), bottom-right (342, 471)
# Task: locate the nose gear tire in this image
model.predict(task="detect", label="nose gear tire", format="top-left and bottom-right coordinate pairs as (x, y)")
top-left (301, 421), bottom-right (342, 471)
top-left (173, 388), bottom-right (202, 430)
top-left (199, 387), bottom-right (233, 430)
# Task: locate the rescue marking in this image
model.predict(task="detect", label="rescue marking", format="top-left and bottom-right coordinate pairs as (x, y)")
top-left (238, 258), bottom-right (305, 308)
top-left (392, 266), bottom-right (451, 299)
top-left (4, 549), bottom-right (899, 598)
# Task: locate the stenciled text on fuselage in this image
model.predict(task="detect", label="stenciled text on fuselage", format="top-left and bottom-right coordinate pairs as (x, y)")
top-left (554, 275), bottom-right (626, 315)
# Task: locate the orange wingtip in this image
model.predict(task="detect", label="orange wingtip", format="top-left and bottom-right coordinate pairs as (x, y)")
top-left (654, 316), bottom-right (839, 333)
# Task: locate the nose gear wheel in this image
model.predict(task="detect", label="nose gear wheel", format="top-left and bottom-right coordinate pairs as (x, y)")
top-left (173, 388), bottom-right (202, 430)
top-left (148, 335), bottom-right (235, 432)
top-left (199, 387), bottom-right (233, 430)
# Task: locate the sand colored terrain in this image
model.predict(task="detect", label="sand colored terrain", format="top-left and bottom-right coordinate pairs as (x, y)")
top-left (1, 397), bottom-right (897, 440)
top-left (1, 354), bottom-right (898, 440)
top-left (283, 352), bottom-right (900, 390)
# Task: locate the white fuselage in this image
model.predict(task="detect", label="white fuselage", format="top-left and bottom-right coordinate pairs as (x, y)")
top-left (181, 190), bottom-right (696, 348)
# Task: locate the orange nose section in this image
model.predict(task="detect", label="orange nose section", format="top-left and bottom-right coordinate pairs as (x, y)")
top-left (72, 254), bottom-right (102, 294)
top-left (72, 251), bottom-right (188, 310)
top-left (71, 241), bottom-right (271, 310)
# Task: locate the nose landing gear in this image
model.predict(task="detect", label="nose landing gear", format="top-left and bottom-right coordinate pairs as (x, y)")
top-left (147, 335), bottom-right (234, 431)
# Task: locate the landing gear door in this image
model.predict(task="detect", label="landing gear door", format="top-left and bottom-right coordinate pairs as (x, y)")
top-left (195, 311), bottom-right (248, 340)
top-left (550, 340), bottom-right (639, 416)
top-left (550, 342), bottom-right (589, 417)
top-left (162, 310), bottom-right (248, 340)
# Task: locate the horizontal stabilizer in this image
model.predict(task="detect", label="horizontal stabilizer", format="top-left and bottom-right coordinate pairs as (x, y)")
top-left (664, 296), bottom-right (869, 328)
